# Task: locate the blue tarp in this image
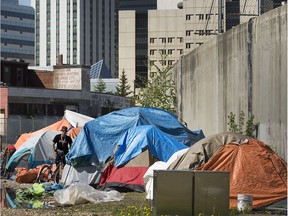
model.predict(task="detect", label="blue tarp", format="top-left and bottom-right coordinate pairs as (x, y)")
top-left (66, 107), bottom-right (204, 167)
top-left (114, 125), bottom-right (188, 167)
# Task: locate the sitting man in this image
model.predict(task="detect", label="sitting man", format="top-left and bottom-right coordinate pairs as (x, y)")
top-left (52, 126), bottom-right (73, 167)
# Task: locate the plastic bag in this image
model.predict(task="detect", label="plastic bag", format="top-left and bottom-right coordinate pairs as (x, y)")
top-left (54, 183), bottom-right (123, 205)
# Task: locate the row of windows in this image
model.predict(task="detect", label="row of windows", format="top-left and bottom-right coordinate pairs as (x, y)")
top-left (1, 19), bottom-right (34, 28)
top-left (150, 37), bottom-right (183, 44)
top-left (1, 10), bottom-right (34, 20)
top-left (186, 42), bottom-right (203, 49)
top-left (149, 59), bottom-right (176, 67)
top-left (1, 47), bottom-right (34, 54)
top-left (186, 13), bottom-right (215, 21)
top-left (2, 38), bottom-right (34, 46)
top-left (186, 29), bottom-right (216, 36)
top-left (1, 24), bottom-right (34, 33)
top-left (150, 49), bottom-right (179, 55)
top-left (2, 66), bottom-right (23, 86)
top-left (1, 33), bottom-right (34, 41)
top-left (2, 5), bottom-right (34, 15)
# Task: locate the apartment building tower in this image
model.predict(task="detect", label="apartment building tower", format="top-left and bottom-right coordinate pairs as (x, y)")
top-left (32, 0), bottom-right (117, 76)
top-left (119, 0), bottom-right (276, 88)
top-left (118, 0), bottom-right (157, 90)
top-left (0, 0), bottom-right (35, 64)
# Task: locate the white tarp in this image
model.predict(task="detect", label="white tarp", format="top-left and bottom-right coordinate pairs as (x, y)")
top-left (64, 110), bottom-right (94, 128)
top-left (54, 183), bottom-right (123, 205)
top-left (143, 148), bottom-right (189, 200)
top-left (60, 164), bottom-right (102, 187)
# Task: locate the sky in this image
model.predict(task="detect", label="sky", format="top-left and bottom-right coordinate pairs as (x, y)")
top-left (19, 0), bottom-right (31, 6)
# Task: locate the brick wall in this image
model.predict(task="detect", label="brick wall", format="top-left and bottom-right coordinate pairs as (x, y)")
top-left (0, 86), bottom-right (8, 118)
top-left (33, 71), bottom-right (54, 88)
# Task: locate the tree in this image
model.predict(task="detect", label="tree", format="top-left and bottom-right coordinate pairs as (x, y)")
top-left (116, 69), bottom-right (133, 97)
top-left (93, 78), bottom-right (106, 93)
top-left (135, 51), bottom-right (176, 114)
top-left (227, 111), bottom-right (257, 138)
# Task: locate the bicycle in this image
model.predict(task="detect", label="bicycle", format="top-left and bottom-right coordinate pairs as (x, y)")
top-left (36, 154), bottom-right (65, 184)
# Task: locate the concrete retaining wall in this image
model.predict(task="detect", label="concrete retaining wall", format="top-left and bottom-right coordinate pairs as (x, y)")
top-left (174, 5), bottom-right (287, 160)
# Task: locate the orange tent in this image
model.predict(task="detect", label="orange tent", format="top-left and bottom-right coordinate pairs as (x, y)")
top-left (14, 118), bottom-right (70, 150)
top-left (197, 139), bottom-right (287, 209)
top-left (68, 127), bottom-right (82, 139)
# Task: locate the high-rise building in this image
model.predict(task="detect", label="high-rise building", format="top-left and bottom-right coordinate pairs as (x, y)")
top-left (31, 0), bottom-right (117, 76)
top-left (118, 0), bottom-right (157, 91)
top-left (119, 0), bottom-right (276, 89)
top-left (0, 0), bottom-right (35, 64)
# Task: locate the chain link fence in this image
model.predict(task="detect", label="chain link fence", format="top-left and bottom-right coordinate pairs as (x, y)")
top-left (0, 115), bottom-right (62, 150)
top-left (223, 0), bottom-right (286, 32)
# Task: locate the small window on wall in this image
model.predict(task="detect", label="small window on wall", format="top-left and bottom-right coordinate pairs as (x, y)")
top-left (168, 38), bottom-right (173, 43)
top-left (16, 68), bottom-right (23, 86)
top-left (3, 66), bottom-right (10, 85)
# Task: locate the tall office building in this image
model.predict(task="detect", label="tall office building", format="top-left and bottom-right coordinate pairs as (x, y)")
top-left (31, 0), bottom-right (117, 76)
top-left (0, 0), bottom-right (35, 64)
top-left (119, 0), bottom-right (276, 87)
top-left (118, 0), bottom-right (157, 90)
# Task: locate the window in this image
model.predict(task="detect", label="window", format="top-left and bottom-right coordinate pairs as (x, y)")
top-left (168, 49), bottom-right (173, 55)
top-left (160, 49), bottom-right (166, 55)
top-left (150, 72), bottom-right (156, 78)
top-left (197, 14), bottom-right (204, 20)
top-left (16, 68), bottom-right (23, 86)
top-left (186, 43), bottom-right (191, 49)
top-left (195, 30), bottom-right (205, 36)
top-left (150, 38), bottom-right (155, 43)
top-left (160, 60), bottom-right (166, 66)
top-left (161, 38), bottom-right (166, 43)
top-left (186, 14), bottom-right (193, 20)
top-left (168, 37), bottom-right (173, 43)
top-left (186, 30), bottom-right (193, 36)
top-left (178, 49), bottom-right (183, 55)
top-left (178, 37), bottom-right (183, 43)
top-left (168, 60), bottom-right (174, 66)
top-left (3, 67), bottom-right (10, 85)
top-left (150, 60), bottom-right (156, 66)
top-left (150, 50), bottom-right (155, 55)
top-left (206, 14), bottom-right (211, 20)
top-left (205, 30), bottom-right (213, 35)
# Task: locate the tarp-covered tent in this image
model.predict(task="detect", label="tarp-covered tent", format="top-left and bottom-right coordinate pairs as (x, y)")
top-left (99, 125), bottom-right (188, 192)
top-left (14, 110), bottom-right (93, 150)
top-left (6, 130), bottom-right (59, 170)
top-left (196, 139), bottom-right (287, 208)
top-left (168, 132), bottom-right (250, 170)
top-left (66, 107), bottom-right (204, 167)
top-left (144, 132), bottom-right (249, 199)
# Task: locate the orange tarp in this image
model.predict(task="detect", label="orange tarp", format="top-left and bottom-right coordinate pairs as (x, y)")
top-left (197, 139), bottom-right (287, 209)
top-left (68, 127), bottom-right (82, 139)
top-left (14, 118), bottom-right (70, 150)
